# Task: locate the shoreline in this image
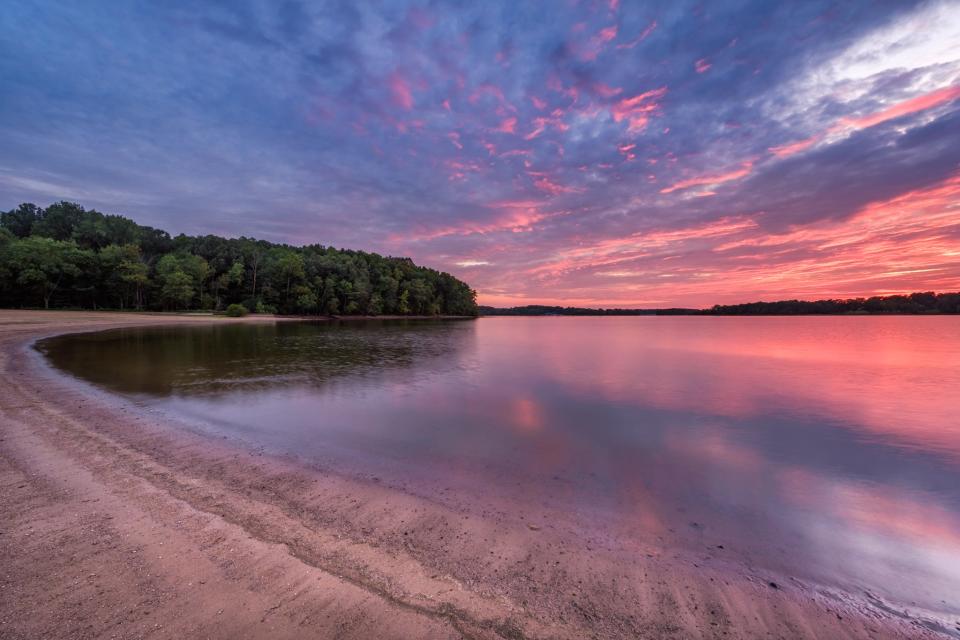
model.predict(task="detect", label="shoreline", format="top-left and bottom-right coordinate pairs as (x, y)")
top-left (0, 310), bottom-right (953, 639)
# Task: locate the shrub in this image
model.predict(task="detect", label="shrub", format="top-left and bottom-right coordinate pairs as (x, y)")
top-left (255, 300), bottom-right (277, 314)
top-left (224, 303), bottom-right (248, 317)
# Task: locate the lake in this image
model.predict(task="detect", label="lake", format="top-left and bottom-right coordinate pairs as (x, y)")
top-left (39, 316), bottom-right (960, 617)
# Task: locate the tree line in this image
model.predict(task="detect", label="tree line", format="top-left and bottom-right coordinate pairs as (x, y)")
top-left (480, 292), bottom-right (960, 316)
top-left (477, 305), bottom-right (697, 315)
top-left (707, 292), bottom-right (960, 315)
top-left (0, 202), bottom-right (478, 316)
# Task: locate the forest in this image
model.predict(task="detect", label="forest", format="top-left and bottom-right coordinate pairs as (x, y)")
top-left (0, 202), bottom-right (478, 316)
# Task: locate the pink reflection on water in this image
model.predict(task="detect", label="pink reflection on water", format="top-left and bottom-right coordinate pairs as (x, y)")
top-left (479, 317), bottom-right (960, 459)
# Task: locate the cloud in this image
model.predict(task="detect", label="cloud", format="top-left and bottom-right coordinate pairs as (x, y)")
top-left (1, 0), bottom-right (957, 308)
top-left (660, 162), bottom-right (753, 195)
top-left (389, 71), bottom-right (414, 110)
top-left (838, 85), bottom-right (960, 130)
top-left (610, 88), bottom-right (667, 132)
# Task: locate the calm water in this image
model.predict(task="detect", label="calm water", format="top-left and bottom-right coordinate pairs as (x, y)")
top-left (40, 317), bottom-right (960, 614)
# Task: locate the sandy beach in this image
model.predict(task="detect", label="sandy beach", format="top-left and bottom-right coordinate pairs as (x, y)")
top-left (0, 310), bottom-right (952, 639)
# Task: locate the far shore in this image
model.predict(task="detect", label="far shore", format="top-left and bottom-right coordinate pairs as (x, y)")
top-left (0, 309), bottom-right (950, 639)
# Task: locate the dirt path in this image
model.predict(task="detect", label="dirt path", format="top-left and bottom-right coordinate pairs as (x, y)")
top-left (0, 311), bottom-right (951, 639)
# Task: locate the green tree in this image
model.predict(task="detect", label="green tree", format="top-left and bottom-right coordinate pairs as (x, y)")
top-left (397, 289), bottom-right (411, 314)
top-left (213, 258), bottom-right (244, 309)
top-left (31, 201), bottom-right (86, 241)
top-left (7, 237), bottom-right (87, 308)
top-left (100, 244), bottom-right (148, 309)
top-left (296, 290), bottom-right (318, 313)
top-left (272, 249), bottom-right (305, 308)
top-left (161, 271), bottom-right (194, 309)
top-left (0, 201), bottom-right (480, 316)
top-left (1, 203), bottom-right (41, 238)
top-left (366, 292), bottom-right (383, 315)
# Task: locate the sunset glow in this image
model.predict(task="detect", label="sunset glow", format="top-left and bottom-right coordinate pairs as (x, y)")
top-left (2, 1), bottom-right (959, 307)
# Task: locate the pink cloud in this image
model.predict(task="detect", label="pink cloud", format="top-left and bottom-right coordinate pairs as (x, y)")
top-left (610, 87), bottom-right (667, 132)
top-left (766, 85), bottom-right (960, 162)
top-left (445, 159), bottom-right (482, 181)
top-left (389, 72), bottom-right (413, 110)
top-left (467, 174), bottom-right (960, 309)
top-left (469, 83), bottom-right (516, 112)
top-left (769, 136), bottom-right (818, 158)
top-left (532, 174), bottom-right (585, 195)
top-left (660, 161), bottom-right (753, 194)
top-left (530, 95), bottom-right (547, 110)
top-left (694, 58), bottom-right (711, 73)
top-left (837, 85), bottom-right (960, 131)
top-left (525, 118), bottom-right (547, 140)
top-left (393, 200), bottom-right (556, 243)
top-left (598, 25), bottom-right (618, 43)
top-left (546, 75), bottom-right (579, 103)
top-left (576, 25), bottom-right (619, 61)
top-left (593, 83), bottom-right (623, 98)
top-left (529, 217), bottom-right (758, 279)
top-left (496, 117), bottom-right (517, 134)
top-left (617, 21), bottom-right (657, 49)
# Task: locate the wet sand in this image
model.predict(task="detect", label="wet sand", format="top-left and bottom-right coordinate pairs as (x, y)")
top-left (0, 310), bottom-right (951, 639)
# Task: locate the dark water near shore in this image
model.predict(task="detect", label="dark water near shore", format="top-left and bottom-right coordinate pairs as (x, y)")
top-left (40, 317), bottom-right (960, 615)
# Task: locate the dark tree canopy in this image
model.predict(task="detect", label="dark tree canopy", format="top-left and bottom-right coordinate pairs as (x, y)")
top-left (0, 201), bottom-right (478, 316)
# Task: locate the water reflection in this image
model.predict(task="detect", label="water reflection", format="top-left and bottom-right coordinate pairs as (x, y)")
top-left (40, 320), bottom-right (475, 396)
top-left (40, 316), bottom-right (960, 615)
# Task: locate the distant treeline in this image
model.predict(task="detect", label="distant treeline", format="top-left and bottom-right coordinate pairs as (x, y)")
top-left (0, 202), bottom-right (478, 316)
top-left (481, 292), bottom-right (960, 316)
top-left (478, 305), bottom-right (698, 316)
top-left (707, 292), bottom-right (960, 315)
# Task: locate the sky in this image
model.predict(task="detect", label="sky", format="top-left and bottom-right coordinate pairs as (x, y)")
top-left (1, 1), bottom-right (959, 307)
